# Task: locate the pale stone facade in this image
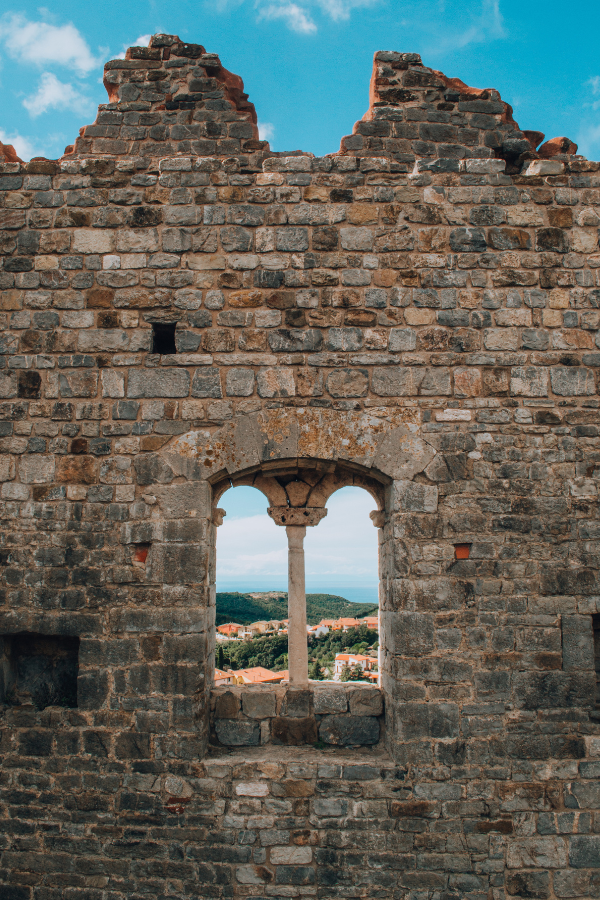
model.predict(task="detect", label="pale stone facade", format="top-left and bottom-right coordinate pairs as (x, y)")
top-left (0, 33), bottom-right (599, 898)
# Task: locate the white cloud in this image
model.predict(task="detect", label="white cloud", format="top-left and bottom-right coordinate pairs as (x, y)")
top-left (315, 0), bottom-right (378, 21)
top-left (0, 13), bottom-right (100, 74)
top-left (588, 76), bottom-right (600, 96)
top-left (115, 34), bottom-right (153, 60)
top-left (253, 0), bottom-right (378, 32)
top-left (577, 78), bottom-right (600, 158)
top-left (258, 120), bottom-right (275, 141)
top-left (576, 123), bottom-right (600, 162)
top-left (258, 3), bottom-right (318, 33)
top-left (217, 513), bottom-right (289, 579)
top-left (423, 0), bottom-right (505, 56)
top-left (585, 76), bottom-right (600, 111)
top-left (0, 127), bottom-right (38, 161)
top-left (216, 487), bottom-right (378, 587)
top-left (23, 73), bottom-right (92, 118)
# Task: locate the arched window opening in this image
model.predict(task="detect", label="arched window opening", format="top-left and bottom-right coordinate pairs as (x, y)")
top-left (215, 485), bottom-right (290, 683)
top-left (213, 466), bottom-right (384, 688)
top-left (304, 486), bottom-right (379, 683)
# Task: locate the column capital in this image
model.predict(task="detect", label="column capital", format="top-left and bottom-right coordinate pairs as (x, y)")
top-left (268, 507), bottom-right (327, 527)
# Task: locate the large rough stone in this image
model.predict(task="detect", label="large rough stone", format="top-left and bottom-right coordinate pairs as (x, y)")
top-left (551, 367), bottom-right (596, 396)
top-left (271, 717), bottom-right (318, 744)
top-left (215, 690), bottom-right (241, 718)
top-left (326, 368), bottom-right (368, 397)
top-left (348, 687), bottom-right (383, 716)
top-left (128, 369), bottom-right (190, 398)
top-left (313, 687), bottom-right (348, 714)
top-left (397, 703), bottom-right (459, 740)
top-left (215, 719), bottom-right (260, 746)
top-left (241, 690), bottom-right (277, 719)
top-left (319, 715), bottom-right (380, 746)
top-left (282, 688), bottom-right (311, 717)
top-left (191, 368), bottom-right (222, 398)
top-left (257, 367), bottom-right (295, 397)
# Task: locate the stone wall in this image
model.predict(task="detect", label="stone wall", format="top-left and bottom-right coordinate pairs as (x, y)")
top-left (211, 683), bottom-right (383, 747)
top-left (0, 31), bottom-right (600, 898)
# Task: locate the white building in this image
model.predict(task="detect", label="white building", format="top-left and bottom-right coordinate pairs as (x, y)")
top-left (333, 653), bottom-right (375, 676)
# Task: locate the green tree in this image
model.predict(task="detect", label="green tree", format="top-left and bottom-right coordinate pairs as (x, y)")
top-left (340, 664), bottom-right (352, 682)
top-left (217, 646), bottom-right (225, 670)
top-left (309, 660), bottom-right (325, 680)
top-left (350, 665), bottom-right (370, 682)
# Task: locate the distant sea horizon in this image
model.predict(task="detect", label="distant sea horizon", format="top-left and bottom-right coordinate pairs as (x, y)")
top-left (216, 582), bottom-right (379, 606)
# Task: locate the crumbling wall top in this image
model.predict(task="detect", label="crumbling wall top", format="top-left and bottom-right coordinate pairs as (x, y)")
top-left (65, 33), bottom-right (268, 161)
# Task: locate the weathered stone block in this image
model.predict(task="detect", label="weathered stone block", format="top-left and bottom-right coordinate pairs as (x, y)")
top-left (114, 732), bottom-right (152, 759)
top-left (551, 367), bottom-right (596, 396)
top-left (18, 455), bottom-right (55, 484)
top-left (397, 703), bottom-right (459, 740)
top-left (319, 715), bottom-right (380, 746)
top-left (226, 368), bottom-right (255, 396)
top-left (191, 368), bottom-right (222, 398)
top-left (390, 612), bottom-right (435, 656)
top-left (510, 366), bottom-right (548, 397)
top-left (271, 846), bottom-right (312, 865)
top-left (348, 687), bottom-right (383, 716)
top-left (340, 227), bottom-right (374, 251)
top-left (282, 688), bottom-right (311, 717)
top-left (242, 690), bottom-right (277, 718)
top-left (128, 369), bottom-right (190, 398)
top-left (393, 480), bottom-right (438, 513)
top-left (271, 717), bottom-right (318, 744)
top-left (151, 544), bottom-right (207, 584)
top-left (505, 872), bottom-right (550, 897)
top-left (215, 718), bottom-right (260, 745)
top-left (562, 615), bottom-right (594, 670)
top-left (214, 690), bottom-right (241, 718)
top-left (257, 367), bottom-right (295, 397)
top-left (326, 368), bottom-right (368, 397)
top-left (313, 687), bottom-right (348, 715)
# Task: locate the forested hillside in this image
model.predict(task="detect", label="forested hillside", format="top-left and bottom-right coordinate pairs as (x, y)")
top-left (216, 591), bottom-right (378, 626)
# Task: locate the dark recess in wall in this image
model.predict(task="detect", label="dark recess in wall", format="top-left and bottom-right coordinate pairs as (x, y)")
top-left (152, 322), bottom-right (177, 354)
top-left (0, 634), bottom-right (79, 709)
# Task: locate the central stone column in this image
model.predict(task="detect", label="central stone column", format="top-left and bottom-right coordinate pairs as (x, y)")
top-left (286, 525), bottom-right (308, 685)
top-left (268, 507), bottom-right (327, 685)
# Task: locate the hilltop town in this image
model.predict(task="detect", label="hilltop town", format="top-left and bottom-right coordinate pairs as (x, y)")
top-left (214, 612), bottom-right (379, 685)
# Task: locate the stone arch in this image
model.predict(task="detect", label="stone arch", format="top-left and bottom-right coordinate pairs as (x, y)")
top-left (120, 407), bottom-right (448, 756)
top-left (211, 458), bottom-right (389, 521)
top-left (131, 408), bottom-right (440, 754)
top-left (163, 407), bottom-right (437, 490)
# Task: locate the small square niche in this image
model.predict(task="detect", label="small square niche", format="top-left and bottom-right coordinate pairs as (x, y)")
top-left (152, 322), bottom-right (177, 354)
top-left (0, 634), bottom-right (79, 709)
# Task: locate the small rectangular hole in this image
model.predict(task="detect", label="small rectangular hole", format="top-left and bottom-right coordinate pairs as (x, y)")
top-left (454, 543), bottom-right (471, 559)
top-left (152, 322), bottom-right (177, 354)
top-left (133, 543), bottom-right (150, 564)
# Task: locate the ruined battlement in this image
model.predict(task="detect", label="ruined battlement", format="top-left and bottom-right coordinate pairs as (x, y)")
top-left (66, 33), bottom-right (266, 160)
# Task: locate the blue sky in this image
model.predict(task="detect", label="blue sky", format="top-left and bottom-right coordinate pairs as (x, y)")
top-left (0, 0), bottom-right (599, 161)
top-left (216, 486), bottom-right (379, 600)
